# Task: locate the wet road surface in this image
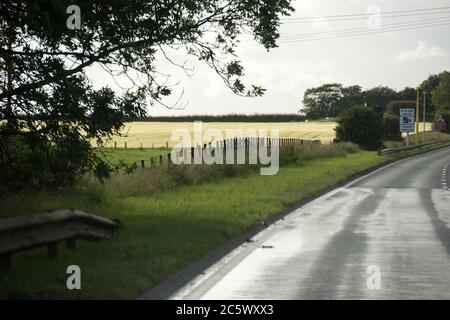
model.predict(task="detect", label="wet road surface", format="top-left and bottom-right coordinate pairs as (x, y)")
top-left (171, 147), bottom-right (450, 299)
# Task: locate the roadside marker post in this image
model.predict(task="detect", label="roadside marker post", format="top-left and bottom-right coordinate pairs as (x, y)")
top-left (400, 108), bottom-right (415, 147)
top-left (415, 87), bottom-right (420, 144)
top-left (423, 92), bottom-right (427, 143)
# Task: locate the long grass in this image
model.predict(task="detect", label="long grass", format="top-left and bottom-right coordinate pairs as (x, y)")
top-left (81, 143), bottom-right (361, 202)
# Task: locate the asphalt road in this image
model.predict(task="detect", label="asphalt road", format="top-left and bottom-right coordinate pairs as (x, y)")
top-left (171, 147), bottom-right (450, 300)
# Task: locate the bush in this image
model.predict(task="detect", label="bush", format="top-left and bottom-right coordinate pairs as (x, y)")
top-left (0, 134), bottom-right (108, 194)
top-left (383, 114), bottom-right (402, 141)
top-left (441, 111), bottom-right (450, 134)
top-left (335, 105), bottom-right (384, 150)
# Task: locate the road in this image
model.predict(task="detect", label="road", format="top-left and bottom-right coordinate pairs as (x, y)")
top-left (171, 147), bottom-right (450, 299)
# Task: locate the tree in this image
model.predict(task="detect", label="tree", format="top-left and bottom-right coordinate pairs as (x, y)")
top-left (432, 71), bottom-right (450, 113)
top-left (301, 83), bottom-right (363, 119)
top-left (0, 0), bottom-right (294, 191)
top-left (301, 84), bottom-right (404, 120)
top-left (420, 73), bottom-right (441, 113)
top-left (362, 86), bottom-right (398, 113)
top-left (301, 83), bottom-right (343, 119)
top-left (335, 105), bottom-right (384, 150)
top-left (385, 100), bottom-right (416, 116)
top-left (340, 85), bottom-right (364, 110)
top-left (397, 87), bottom-right (416, 101)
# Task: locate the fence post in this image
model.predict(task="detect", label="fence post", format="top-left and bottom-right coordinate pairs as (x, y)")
top-left (114, 141), bottom-right (117, 149)
top-left (159, 155), bottom-right (163, 165)
top-left (167, 153), bottom-right (172, 166)
top-left (124, 142), bottom-right (127, 149)
top-left (1, 253), bottom-right (12, 270)
top-left (150, 157), bottom-right (154, 167)
top-left (166, 142), bottom-right (169, 148)
top-left (141, 160), bottom-right (145, 168)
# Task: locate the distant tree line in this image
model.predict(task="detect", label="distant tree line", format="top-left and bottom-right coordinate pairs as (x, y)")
top-left (132, 114), bottom-right (306, 123)
top-left (300, 70), bottom-right (450, 121)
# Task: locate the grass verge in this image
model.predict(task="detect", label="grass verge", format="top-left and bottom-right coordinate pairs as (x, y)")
top-left (0, 143), bottom-right (449, 299)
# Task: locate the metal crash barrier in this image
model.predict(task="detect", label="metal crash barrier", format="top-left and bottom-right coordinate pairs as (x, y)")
top-left (0, 209), bottom-right (120, 270)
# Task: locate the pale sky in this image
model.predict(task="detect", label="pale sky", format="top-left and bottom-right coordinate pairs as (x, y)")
top-left (87, 0), bottom-right (450, 116)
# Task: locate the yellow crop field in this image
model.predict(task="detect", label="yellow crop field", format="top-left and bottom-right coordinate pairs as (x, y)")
top-left (96, 121), bottom-right (338, 148)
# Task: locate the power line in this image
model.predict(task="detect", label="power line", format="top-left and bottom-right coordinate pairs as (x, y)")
top-left (240, 15), bottom-right (450, 43)
top-left (237, 6), bottom-right (450, 46)
top-left (275, 22), bottom-right (450, 44)
top-left (238, 20), bottom-right (450, 47)
top-left (277, 15), bottom-right (450, 40)
top-left (280, 6), bottom-right (450, 21)
top-left (281, 10), bottom-right (450, 24)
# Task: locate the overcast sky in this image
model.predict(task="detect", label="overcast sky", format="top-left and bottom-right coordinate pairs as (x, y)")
top-left (88, 0), bottom-right (450, 116)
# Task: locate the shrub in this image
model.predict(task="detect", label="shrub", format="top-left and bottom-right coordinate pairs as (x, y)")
top-left (0, 134), bottom-right (108, 194)
top-left (441, 111), bottom-right (450, 134)
top-left (383, 114), bottom-right (402, 141)
top-left (335, 105), bottom-right (384, 150)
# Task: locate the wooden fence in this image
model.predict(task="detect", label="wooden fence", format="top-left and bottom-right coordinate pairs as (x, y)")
top-left (130, 137), bottom-right (321, 168)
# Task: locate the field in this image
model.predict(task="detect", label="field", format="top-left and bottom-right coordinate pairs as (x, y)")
top-left (96, 121), bottom-right (338, 148)
top-left (95, 121), bottom-right (436, 149)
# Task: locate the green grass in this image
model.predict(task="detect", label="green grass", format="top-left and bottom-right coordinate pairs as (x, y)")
top-left (1, 143), bottom-right (449, 299)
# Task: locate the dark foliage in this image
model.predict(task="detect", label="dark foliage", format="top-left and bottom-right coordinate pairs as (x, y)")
top-left (335, 105), bottom-right (384, 150)
top-left (383, 114), bottom-right (402, 141)
top-left (0, 0), bottom-right (294, 192)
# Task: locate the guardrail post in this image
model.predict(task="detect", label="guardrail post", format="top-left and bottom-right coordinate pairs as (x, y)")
top-left (47, 243), bottom-right (58, 259)
top-left (66, 238), bottom-right (76, 250)
top-left (1, 253), bottom-right (12, 270)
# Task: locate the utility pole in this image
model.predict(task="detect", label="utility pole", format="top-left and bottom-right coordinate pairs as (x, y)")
top-left (415, 87), bottom-right (420, 144)
top-left (422, 92), bottom-right (426, 143)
